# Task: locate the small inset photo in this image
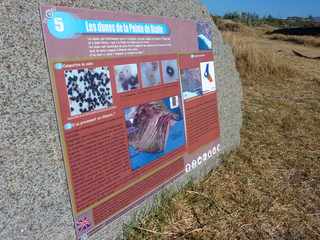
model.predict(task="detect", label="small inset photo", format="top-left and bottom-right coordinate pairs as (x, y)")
top-left (181, 68), bottom-right (202, 100)
top-left (141, 61), bottom-right (161, 88)
top-left (162, 59), bottom-right (179, 83)
top-left (197, 21), bottom-right (213, 51)
top-left (114, 64), bottom-right (139, 93)
top-left (200, 61), bottom-right (216, 93)
top-left (124, 96), bottom-right (186, 170)
top-left (64, 67), bottom-right (113, 116)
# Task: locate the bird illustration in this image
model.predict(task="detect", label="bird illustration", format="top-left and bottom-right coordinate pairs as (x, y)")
top-left (204, 63), bottom-right (213, 82)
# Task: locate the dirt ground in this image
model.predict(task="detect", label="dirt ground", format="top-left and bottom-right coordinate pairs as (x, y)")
top-left (124, 27), bottom-right (320, 240)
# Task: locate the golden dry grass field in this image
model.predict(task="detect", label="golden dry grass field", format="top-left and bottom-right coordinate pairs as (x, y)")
top-left (124, 23), bottom-right (320, 240)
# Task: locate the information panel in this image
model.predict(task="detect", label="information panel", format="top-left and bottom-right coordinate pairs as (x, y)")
top-left (40, 5), bottom-right (220, 239)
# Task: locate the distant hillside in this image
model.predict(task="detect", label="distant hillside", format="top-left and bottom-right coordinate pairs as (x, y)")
top-left (218, 11), bottom-right (320, 28)
top-left (268, 27), bottom-right (320, 37)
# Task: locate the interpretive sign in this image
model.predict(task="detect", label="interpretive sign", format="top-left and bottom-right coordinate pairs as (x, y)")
top-left (40, 5), bottom-right (220, 239)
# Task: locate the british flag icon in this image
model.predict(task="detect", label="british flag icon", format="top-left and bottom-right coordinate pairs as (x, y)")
top-left (76, 216), bottom-right (91, 233)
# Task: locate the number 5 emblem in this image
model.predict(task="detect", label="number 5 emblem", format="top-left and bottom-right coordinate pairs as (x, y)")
top-left (54, 17), bottom-right (64, 32)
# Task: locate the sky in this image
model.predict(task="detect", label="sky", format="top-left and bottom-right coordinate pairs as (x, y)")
top-left (200, 0), bottom-right (320, 18)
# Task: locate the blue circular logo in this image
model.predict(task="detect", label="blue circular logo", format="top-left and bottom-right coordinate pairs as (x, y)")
top-left (64, 122), bottom-right (74, 130)
top-left (54, 63), bottom-right (64, 70)
top-left (47, 11), bottom-right (79, 39)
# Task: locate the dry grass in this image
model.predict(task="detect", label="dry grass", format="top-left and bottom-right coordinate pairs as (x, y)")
top-left (269, 34), bottom-right (320, 48)
top-left (223, 32), bottom-right (296, 80)
top-left (124, 26), bottom-right (320, 240)
top-left (215, 19), bottom-right (256, 36)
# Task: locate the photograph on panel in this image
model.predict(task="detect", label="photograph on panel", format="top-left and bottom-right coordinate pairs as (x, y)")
top-left (200, 61), bottom-right (216, 93)
top-left (162, 59), bottom-right (180, 83)
top-left (181, 67), bottom-right (203, 100)
top-left (65, 67), bottom-right (113, 116)
top-left (141, 61), bottom-right (161, 88)
top-left (197, 21), bottom-right (213, 51)
top-left (124, 96), bottom-right (186, 170)
top-left (114, 64), bottom-right (139, 93)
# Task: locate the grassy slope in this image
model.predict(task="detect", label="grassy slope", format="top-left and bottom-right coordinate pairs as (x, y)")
top-left (124, 26), bottom-right (320, 240)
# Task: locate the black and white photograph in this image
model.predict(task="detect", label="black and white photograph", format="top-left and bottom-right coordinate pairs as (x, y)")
top-left (141, 61), bottom-right (161, 88)
top-left (114, 64), bottom-right (139, 93)
top-left (64, 67), bottom-right (113, 116)
top-left (161, 59), bottom-right (180, 83)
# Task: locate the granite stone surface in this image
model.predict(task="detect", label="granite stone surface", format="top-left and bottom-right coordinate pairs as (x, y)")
top-left (0, 0), bottom-right (242, 239)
